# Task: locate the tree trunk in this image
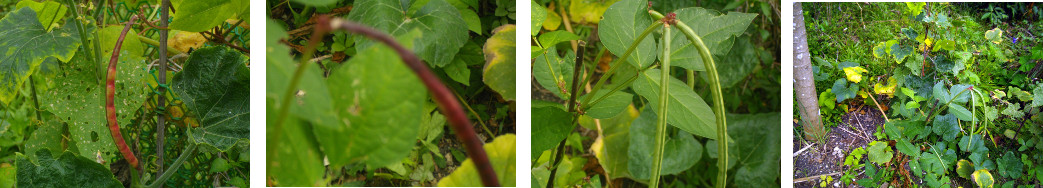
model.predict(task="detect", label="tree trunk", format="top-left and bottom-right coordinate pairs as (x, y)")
top-left (793, 2), bottom-right (825, 141)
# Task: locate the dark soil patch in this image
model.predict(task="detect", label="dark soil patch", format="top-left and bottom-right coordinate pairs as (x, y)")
top-left (794, 104), bottom-right (885, 188)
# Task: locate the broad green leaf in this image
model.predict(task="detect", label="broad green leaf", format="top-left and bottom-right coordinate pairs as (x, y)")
top-left (819, 89), bottom-right (835, 110)
top-left (1033, 84), bottom-right (1043, 107)
top-left (170, 0), bottom-right (247, 32)
top-left (537, 30), bottom-right (581, 49)
top-left (98, 25), bottom-right (145, 62)
top-left (983, 106), bottom-right (998, 120)
top-left (23, 119), bottom-right (65, 162)
top-left (16, 149), bottom-right (120, 187)
top-left (599, 0), bottom-right (657, 68)
top-left (662, 7), bottom-right (756, 71)
top-left (831, 79), bottom-right (858, 103)
top-left (948, 104), bottom-right (973, 122)
top-left (895, 139), bottom-right (919, 158)
top-left (589, 105), bottom-right (638, 179)
top-left (627, 109), bottom-right (701, 180)
top-left (581, 90), bottom-right (632, 119)
top-left (316, 31), bottom-right (425, 168)
top-left (483, 25), bottom-right (516, 101)
top-left (444, 57), bottom-right (471, 86)
top-left (0, 163), bottom-right (12, 188)
top-left (266, 101), bottom-right (324, 186)
top-left (290, 0), bottom-right (339, 6)
top-left (14, 0), bottom-right (66, 31)
top-left (531, 104), bottom-right (574, 158)
top-left (704, 36), bottom-right (759, 88)
top-left (933, 81), bottom-right (951, 102)
top-left (949, 84), bottom-right (972, 103)
top-left (997, 151), bottom-right (1022, 179)
top-left (867, 141), bottom-right (893, 164)
top-left (632, 69), bottom-right (730, 141)
top-left (901, 28), bottom-right (918, 40)
top-left (842, 66), bottom-right (868, 83)
top-left (348, 0), bottom-right (468, 67)
top-left (569, 0), bottom-right (616, 24)
top-left (173, 46), bottom-right (250, 151)
top-left (265, 19), bottom-right (339, 129)
top-left (973, 169), bottom-right (995, 188)
top-left (438, 134), bottom-right (516, 187)
top-left (957, 159), bottom-right (974, 179)
top-left (532, 46), bottom-right (574, 99)
top-left (985, 28), bottom-right (1003, 44)
top-left (458, 8), bottom-right (482, 34)
top-left (1002, 102), bottom-right (1024, 118)
top-left (933, 40), bottom-right (955, 52)
top-left (891, 43), bottom-right (913, 64)
top-left (960, 134), bottom-right (989, 154)
top-left (872, 42), bottom-right (888, 59)
top-left (0, 8), bottom-right (85, 105)
top-left (531, 0), bottom-right (546, 36)
top-left (932, 114), bottom-right (960, 142)
top-left (730, 113), bottom-right (781, 186)
top-left (41, 50), bottom-right (146, 163)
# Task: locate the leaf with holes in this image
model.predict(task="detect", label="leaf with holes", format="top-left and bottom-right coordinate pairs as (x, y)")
top-left (16, 149), bottom-right (121, 187)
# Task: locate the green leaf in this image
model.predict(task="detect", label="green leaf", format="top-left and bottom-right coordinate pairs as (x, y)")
top-left (581, 90), bottom-right (632, 119)
top-left (438, 134), bottom-right (516, 187)
top-left (933, 40), bottom-right (955, 52)
top-left (730, 113), bottom-right (781, 186)
top-left (170, 0), bottom-right (247, 32)
top-left (1033, 84), bottom-right (1043, 107)
top-left (41, 50), bottom-right (146, 163)
top-left (1002, 103), bottom-right (1024, 118)
top-left (265, 19), bottom-right (339, 129)
top-left (997, 151), bottom-right (1023, 179)
top-left (867, 141), bottom-right (893, 164)
top-left (932, 114), bottom-right (960, 142)
top-left (985, 28), bottom-right (1004, 44)
top-left (0, 163), bottom-right (12, 188)
top-left (973, 169), bottom-right (995, 188)
top-left (316, 31), bottom-right (425, 168)
top-left (173, 46), bottom-right (249, 151)
top-left (537, 30), bottom-right (581, 49)
top-left (905, 2), bottom-right (925, 15)
top-left (588, 105), bottom-right (638, 179)
top-left (444, 57), bottom-right (471, 86)
top-left (98, 25), bottom-right (145, 64)
top-left (662, 7), bottom-right (756, 71)
top-left (831, 79), bottom-right (858, 103)
top-left (957, 159), bottom-right (974, 179)
top-left (948, 104), bottom-right (973, 122)
top-left (265, 101), bottom-right (324, 186)
top-left (348, 0), bottom-right (468, 67)
top-left (627, 109), bottom-right (701, 180)
top-left (482, 25), bottom-right (516, 101)
top-left (458, 8), bottom-right (482, 34)
top-left (532, 46), bottom-right (574, 99)
top-left (531, 0), bottom-right (546, 36)
top-left (902, 28), bottom-right (918, 40)
top-left (0, 7), bottom-right (85, 105)
top-left (895, 139), bottom-right (919, 158)
top-left (23, 119), bottom-right (65, 162)
top-left (891, 43), bottom-right (913, 64)
top-left (959, 134), bottom-right (989, 154)
top-left (531, 104), bottom-right (575, 158)
top-left (707, 36), bottom-right (759, 88)
top-left (16, 150), bottom-right (121, 188)
top-left (632, 69), bottom-right (729, 141)
top-left (819, 89), bottom-right (835, 110)
top-left (599, 0), bottom-right (657, 68)
top-left (14, 0), bottom-right (66, 31)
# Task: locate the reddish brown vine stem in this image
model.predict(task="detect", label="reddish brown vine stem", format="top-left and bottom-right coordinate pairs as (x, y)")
top-left (107, 15), bottom-right (140, 170)
top-left (320, 16), bottom-right (500, 187)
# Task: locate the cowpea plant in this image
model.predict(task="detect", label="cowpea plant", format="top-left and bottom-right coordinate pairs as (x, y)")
top-left (0, 0), bottom-right (250, 187)
top-left (265, 0), bottom-right (517, 186)
top-left (532, 0), bottom-right (780, 187)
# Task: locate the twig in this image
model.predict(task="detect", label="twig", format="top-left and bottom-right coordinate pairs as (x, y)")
top-left (866, 90), bottom-right (890, 123)
top-left (793, 172), bottom-right (843, 183)
top-left (793, 143), bottom-right (816, 157)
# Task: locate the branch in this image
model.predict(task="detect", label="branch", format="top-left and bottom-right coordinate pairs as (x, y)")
top-left (106, 15), bottom-right (140, 171)
top-left (326, 17), bottom-right (500, 187)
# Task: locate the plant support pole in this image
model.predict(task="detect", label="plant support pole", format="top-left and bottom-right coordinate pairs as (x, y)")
top-left (650, 20), bottom-right (672, 188)
top-left (157, 0), bottom-right (170, 180)
top-left (327, 17), bottom-right (499, 186)
top-left (106, 15), bottom-right (140, 170)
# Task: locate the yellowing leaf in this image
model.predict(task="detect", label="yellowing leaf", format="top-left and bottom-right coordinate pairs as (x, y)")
top-left (973, 169), bottom-right (995, 188)
top-left (569, 0), bottom-right (617, 24)
top-left (874, 77), bottom-right (897, 96)
top-left (170, 31), bottom-right (207, 53)
top-left (843, 66), bottom-right (868, 83)
top-left (985, 28), bottom-right (1003, 44)
top-left (438, 134), bottom-right (516, 186)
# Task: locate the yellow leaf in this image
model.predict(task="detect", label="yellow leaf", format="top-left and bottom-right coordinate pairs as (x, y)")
top-left (170, 31), bottom-right (206, 53)
top-left (874, 77), bottom-right (897, 96)
top-left (843, 66), bottom-right (868, 83)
